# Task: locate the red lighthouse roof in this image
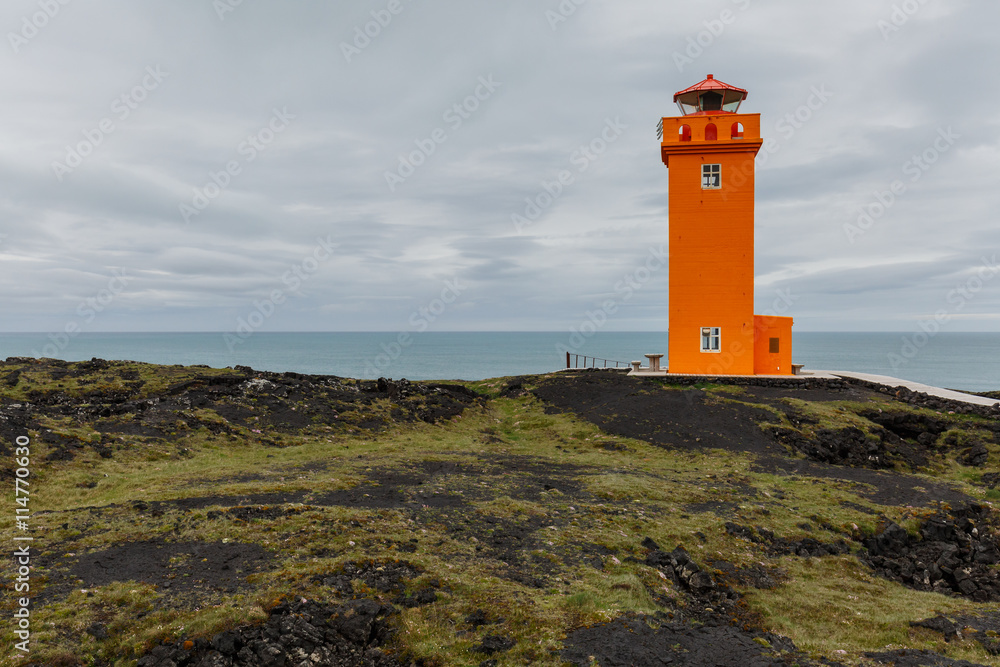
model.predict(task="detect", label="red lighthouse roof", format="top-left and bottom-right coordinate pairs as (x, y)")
top-left (673, 74), bottom-right (749, 116)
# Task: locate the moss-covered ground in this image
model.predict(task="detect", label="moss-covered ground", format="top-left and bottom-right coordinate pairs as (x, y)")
top-left (1, 359), bottom-right (999, 666)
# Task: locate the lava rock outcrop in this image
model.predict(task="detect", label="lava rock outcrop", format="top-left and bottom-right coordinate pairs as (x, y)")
top-left (136, 599), bottom-right (404, 667)
top-left (724, 522), bottom-right (851, 558)
top-left (861, 505), bottom-right (1000, 602)
top-left (767, 425), bottom-right (894, 469)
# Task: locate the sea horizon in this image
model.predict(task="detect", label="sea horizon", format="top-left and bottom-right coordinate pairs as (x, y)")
top-left (1, 331), bottom-right (998, 392)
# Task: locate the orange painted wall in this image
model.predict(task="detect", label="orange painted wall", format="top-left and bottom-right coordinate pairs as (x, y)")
top-left (661, 113), bottom-right (764, 375)
top-left (753, 315), bottom-right (793, 375)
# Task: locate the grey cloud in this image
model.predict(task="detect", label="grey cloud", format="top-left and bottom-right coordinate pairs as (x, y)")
top-left (1, 0), bottom-right (998, 333)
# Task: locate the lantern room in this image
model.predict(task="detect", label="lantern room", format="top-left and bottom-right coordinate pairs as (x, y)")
top-left (673, 74), bottom-right (748, 116)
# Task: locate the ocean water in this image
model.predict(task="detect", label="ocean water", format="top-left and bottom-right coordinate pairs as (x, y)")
top-left (0, 331), bottom-right (997, 391)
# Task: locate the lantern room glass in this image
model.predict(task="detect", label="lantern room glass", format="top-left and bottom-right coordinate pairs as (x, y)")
top-left (674, 79), bottom-right (747, 116)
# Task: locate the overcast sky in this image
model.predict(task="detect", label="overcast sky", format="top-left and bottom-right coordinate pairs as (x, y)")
top-left (1, 0), bottom-right (998, 335)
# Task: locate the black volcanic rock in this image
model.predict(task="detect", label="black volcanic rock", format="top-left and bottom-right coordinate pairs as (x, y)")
top-left (861, 505), bottom-right (1000, 601)
top-left (137, 599), bottom-right (403, 667)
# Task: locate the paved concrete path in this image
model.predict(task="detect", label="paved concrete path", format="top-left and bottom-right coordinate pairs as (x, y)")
top-left (826, 370), bottom-right (999, 408)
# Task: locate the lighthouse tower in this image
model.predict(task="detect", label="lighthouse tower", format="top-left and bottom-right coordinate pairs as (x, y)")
top-left (659, 75), bottom-right (793, 375)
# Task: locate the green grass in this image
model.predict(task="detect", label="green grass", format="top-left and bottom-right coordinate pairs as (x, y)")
top-left (3, 361), bottom-right (1000, 666)
top-left (748, 556), bottom-right (1000, 664)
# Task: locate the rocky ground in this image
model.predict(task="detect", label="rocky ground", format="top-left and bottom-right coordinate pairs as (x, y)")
top-left (2, 359), bottom-right (1000, 666)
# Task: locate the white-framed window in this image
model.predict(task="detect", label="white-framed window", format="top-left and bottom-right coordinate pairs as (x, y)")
top-left (702, 163), bottom-right (721, 189)
top-left (700, 327), bottom-right (721, 352)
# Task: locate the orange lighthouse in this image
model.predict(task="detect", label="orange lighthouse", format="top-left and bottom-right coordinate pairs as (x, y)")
top-left (659, 75), bottom-right (793, 375)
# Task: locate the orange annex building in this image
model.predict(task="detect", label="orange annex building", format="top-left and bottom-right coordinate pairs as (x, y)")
top-left (659, 75), bottom-right (793, 375)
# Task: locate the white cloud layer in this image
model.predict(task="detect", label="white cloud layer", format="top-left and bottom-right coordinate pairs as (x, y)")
top-left (0, 0), bottom-right (997, 333)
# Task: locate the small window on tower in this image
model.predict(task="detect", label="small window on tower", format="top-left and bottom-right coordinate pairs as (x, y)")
top-left (702, 164), bottom-right (721, 189)
top-left (701, 327), bottom-right (721, 353)
top-left (769, 337), bottom-right (780, 354)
